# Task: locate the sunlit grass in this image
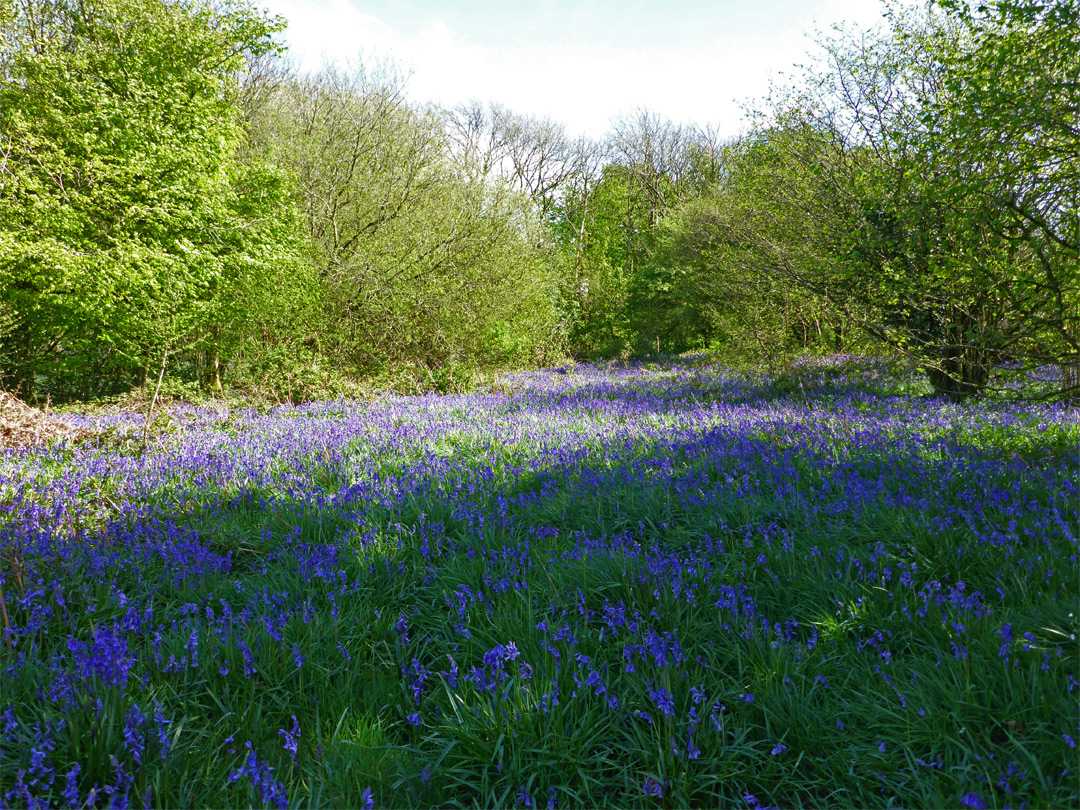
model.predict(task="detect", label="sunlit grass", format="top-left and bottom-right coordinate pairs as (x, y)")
top-left (1, 357), bottom-right (1077, 808)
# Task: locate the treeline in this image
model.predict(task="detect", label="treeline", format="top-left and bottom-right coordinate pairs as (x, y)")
top-left (1, 0), bottom-right (1076, 402)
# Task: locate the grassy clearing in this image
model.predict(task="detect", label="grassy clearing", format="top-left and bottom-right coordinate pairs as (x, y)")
top-left (1, 357), bottom-right (1077, 808)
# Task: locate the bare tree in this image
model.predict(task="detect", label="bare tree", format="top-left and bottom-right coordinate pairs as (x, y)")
top-left (608, 108), bottom-right (690, 222)
top-left (443, 100), bottom-right (514, 183)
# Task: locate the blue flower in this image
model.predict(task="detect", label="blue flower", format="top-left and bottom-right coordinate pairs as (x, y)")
top-left (62, 764), bottom-right (81, 806)
top-left (278, 716), bottom-right (300, 762)
top-left (642, 776), bottom-right (663, 798)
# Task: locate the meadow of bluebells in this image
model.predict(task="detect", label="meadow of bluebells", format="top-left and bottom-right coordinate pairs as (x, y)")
top-left (0, 356), bottom-right (1077, 808)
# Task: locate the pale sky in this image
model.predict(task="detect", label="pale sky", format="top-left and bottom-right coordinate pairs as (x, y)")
top-left (257, 0), bottom-right (892, 139)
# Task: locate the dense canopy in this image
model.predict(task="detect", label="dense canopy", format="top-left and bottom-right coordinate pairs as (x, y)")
top-left (1, 0), bottom-right (1077, 402)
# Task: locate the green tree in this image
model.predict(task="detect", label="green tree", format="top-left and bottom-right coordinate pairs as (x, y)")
top-left (652, 182), bottom-right (848, 366)
top-left (921, 0), bottom-right (1080, 392)
top-left (261, 65), bottom-right (561, 380)
top-left (549, 165), bottom-right (642, 357)
top-left (704, 1), bottom-right (1077, 397)
top-left (0, 0), bottom-right (290, 399)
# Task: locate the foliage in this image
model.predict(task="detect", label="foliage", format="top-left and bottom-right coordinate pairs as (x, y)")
top-left (258, 65), bottom-right (563, 378)
top-left (0, 0), bottom-right (293, 400)
top-left (551, 166), bottom-right (637, 357)
top-left (715, 1), bottom-right (1080, 399)
top-left (4, 0), bottom-right (1073, 404)
top-left (648, 165), bottom-right (854, 367)
top-left (923, 0), bottom-right (1080, 391)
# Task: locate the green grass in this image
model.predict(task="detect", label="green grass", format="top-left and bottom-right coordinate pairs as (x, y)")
top-left (0, 361), bottom-right (1077, 808)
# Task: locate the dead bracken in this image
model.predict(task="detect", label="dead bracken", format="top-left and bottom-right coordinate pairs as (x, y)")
top-left (0, 392), bottom-right (96, 450)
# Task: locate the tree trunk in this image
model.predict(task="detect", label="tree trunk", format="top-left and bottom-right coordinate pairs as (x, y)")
top-left (1059, 354), bottom-right (1079, 400)
top-left (926, 348), bottom-right (990, 400)
top-left (0, 330), bottom-right (35, 400)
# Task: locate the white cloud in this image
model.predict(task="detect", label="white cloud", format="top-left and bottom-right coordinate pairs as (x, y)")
top-left (267, 0), bottom-right (892, 139)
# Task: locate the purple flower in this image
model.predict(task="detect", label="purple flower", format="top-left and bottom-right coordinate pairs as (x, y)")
top-left (960, 792), bottom-right (986, 809)
top-left (229, 742), bottom-right (289, 809)
top-left (62, 764), bottom-right (81, 806)
top-left (649, 685), bottom-right (675, 717)
top-left (362, 786), bottom-right (375, 810)
top-left (278, 716), bottom-right (300, 762)
top-left (771, 743), bottom-right (788, 756)
top-left (407, 712), bottom-right (421, 726)
top-left (642, 776), bottom-right (663, 798)
top-left (122, 705), bottom-right (148, 766)
top-left (1064, 734), bottom-right (1077, 749)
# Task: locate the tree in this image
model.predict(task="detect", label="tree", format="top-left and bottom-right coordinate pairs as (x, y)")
top-left (0, 0), bottom-right (291, 399)
top-left (552, 164), bottom-right (637, 357)
top-left (262, 66), bottom-right (560, 376)
top-left (443, 101), bottom-right (582, 222)
top-left (699, 1), bottom-right (1077, 397)
top-left (608, 109), bottom-right (690, 225)
top-left (920, 0), bottom-right (1080, 393)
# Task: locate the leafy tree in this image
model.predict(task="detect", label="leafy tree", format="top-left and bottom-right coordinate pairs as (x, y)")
top-left (699, 1), bottom-right (1077, 397)
top-left (0, 0), bottom-right (291, 399)
top-left (920, 0), bottom-right (1080, 392)
top-left (262, 65), bottom-right (561, 379)
top-left (551, 165), bottom-right (638, 357)
top-left (652, 185), bottom-right (847, 365)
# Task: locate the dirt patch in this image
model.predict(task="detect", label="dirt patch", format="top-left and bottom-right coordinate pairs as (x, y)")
top-left (0, 392), bottom-right (97, 450)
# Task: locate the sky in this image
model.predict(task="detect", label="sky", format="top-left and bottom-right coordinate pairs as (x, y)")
top-left (257, 0), bottom-right (892, 139)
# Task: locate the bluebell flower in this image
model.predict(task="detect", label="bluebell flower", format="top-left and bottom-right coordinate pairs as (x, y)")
top-left (278, 716), bottom-right (300, 762)
top-left (62, 764), bottom-right (81, 806)
top-left (642, 776), bottom-right (663, 798)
